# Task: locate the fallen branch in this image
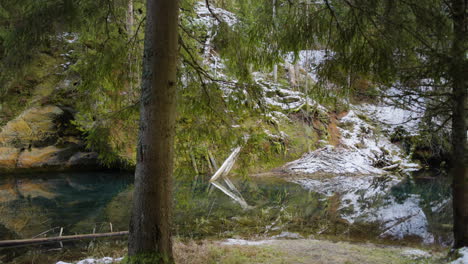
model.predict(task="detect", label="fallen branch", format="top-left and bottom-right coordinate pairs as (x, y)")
top-left (208, 146), bottom-right (251, 209)
top-left (0, 231), bottom-right (128, 248)
top-left (209, 147), bottom-right (241, 182)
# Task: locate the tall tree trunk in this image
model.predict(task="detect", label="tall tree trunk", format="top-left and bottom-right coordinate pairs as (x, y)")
top-left (450, 0), bottom-right (467, 249)
top-left (128, 0), bottom-right (179, 262)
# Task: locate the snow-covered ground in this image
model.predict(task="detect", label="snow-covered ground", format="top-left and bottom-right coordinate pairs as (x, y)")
top-left (221, 238), bottom-right (273, 246)
top-left (285, 49), bottom-right (331, 82)
top-left (57, 257), bottom-right (123, 264)
top-left (451, 247), bottom-right (468, 264)
top-left (401, 249), bottom-right (432, 259)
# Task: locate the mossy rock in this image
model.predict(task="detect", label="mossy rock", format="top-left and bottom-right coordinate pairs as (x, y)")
top-left (0, 147), bottom-right (21, 169)
top-left (0, 105), bottom-right (66, 148)
top-left (281, 96), bottom-right (301, 104)
top-left (17, 146), bottom-right (77, 168)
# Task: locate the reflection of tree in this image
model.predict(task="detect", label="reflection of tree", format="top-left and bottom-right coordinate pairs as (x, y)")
top-left (0, 200), bottom-right (51, 239)
top-left (209, 147), bottom-right (251, 210)
top-left (105, 185), bottom-right (133, 231)
top-left (13, 178), bottom-right (24, 199)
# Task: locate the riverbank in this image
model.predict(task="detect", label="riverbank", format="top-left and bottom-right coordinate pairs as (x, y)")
top-left (7, 237), bottom-right (448, 264)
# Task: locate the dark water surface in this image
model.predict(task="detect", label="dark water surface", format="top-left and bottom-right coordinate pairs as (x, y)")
top-left (0, 172), bottom-right (133, 240)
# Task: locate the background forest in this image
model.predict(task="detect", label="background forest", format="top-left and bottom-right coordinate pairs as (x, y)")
top-left (0, 0), bottom-right (466, 263)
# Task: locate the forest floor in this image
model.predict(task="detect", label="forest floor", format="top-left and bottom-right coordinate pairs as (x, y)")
top-left (174, 238), bottom-right (446, 264)
top-left (44, 238), bottom-right (449, 264)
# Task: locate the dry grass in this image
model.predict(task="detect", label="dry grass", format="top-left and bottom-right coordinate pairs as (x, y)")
top-left (2, 238), bottom-right (447, 264)
top-left (174, 240), bottom-right (281, 264)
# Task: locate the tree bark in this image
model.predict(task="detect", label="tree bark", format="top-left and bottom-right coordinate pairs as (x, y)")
top-left (450, 0), bottom-right (467, 249)
top-left (128, 0), bottom-right (179, 262)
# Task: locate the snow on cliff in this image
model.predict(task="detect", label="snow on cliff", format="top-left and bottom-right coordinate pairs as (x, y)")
top-left (286, 109), bottom-right (419, 176)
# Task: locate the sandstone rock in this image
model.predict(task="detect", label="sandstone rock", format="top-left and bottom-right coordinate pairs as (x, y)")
top-left (68, 152), bottom-right (99, 167)
top-left (0, 105), bottom-right (64, 148)
top-left (17, 146), bottom-right (76, 168)
top-left (0, 105), bottom-right (103, 171)
top-left (0, 147), bottom-right (20, 168)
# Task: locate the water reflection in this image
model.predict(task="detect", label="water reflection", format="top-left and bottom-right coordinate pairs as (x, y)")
top-left (0, 172), bottom-right (132, 240)
top-left (0, 171), bottom-right (452, 247)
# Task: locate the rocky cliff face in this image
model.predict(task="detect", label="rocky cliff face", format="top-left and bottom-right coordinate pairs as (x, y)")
top-left (0, 105), bottom-right (100, 171)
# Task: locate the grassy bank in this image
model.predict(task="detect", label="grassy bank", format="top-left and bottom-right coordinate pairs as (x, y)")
top-left (3, 237), bottom-right (449, 264)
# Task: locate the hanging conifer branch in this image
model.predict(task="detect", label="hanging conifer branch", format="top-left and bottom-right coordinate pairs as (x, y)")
top-left (205, 0), bottom-right (222, 23)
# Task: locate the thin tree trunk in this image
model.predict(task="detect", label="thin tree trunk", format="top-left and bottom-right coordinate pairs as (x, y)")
top-left (450, 0), bottom-right (467, 249)
top-left (128, 0), bottom-right (179, 262)
top-left (126, 0), bottom-right (134, 36)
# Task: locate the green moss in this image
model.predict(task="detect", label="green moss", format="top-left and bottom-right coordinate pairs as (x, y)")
top-left (0, 52), bottom-right (64, 124)
top-left (123, 252), bottom-right (173, 264)
top-left (23, 53), bottom-right (61, 81)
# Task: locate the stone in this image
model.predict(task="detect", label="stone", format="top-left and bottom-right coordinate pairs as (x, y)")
top-left (68, 152), bottom-right (100, 167)
top-left (0, 105), bottom-right (64, 148)
top-left (0, 147), bottom-right (20, 168)
top-left (17, 146), bottom-right (76, 168)
top-left (0, 105), bottom-right (103, 171)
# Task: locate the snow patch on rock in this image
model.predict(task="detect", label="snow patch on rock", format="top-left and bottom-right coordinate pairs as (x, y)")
top-left (195, 1), bottom-right (237, 27)
top-left (286, 110), bottom-right (419, 176)
top-left (451, 247), bottom-right (468, 264)
top-left (357, 87), bottom-right (426, 136)
top-left (287, 146), bottom-right (385, 175)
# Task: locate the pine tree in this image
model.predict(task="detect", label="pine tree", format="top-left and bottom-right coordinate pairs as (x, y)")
top-left (127, 0), bottom-right (179, 263)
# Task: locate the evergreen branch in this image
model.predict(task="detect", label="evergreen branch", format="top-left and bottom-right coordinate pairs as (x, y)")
top-left (179, 23), bottom-right (206, 46)
top-left (179, 37), bottom-right (232, 127)
top-left (205, 0), bottom-right (222, 24)
top-left (127, 16), bottom-right (146, 46)
top-left (434, 115), bottom-right (453, 132)
top-left (323, 0), bottom-right (343, 34)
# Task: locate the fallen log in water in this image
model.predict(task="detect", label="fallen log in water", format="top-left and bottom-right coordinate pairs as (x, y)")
top-left (209, 146), bottom-right (251, 209)
top-left (209, 146), bottom-right (241, 182)
top-left (0, 231), bottom-right (129, 248)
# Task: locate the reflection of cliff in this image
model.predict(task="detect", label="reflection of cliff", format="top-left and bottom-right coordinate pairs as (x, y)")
top-left (294, 176), bottom-right (452, 245)
top-left (0, 200), bottom-right (52, 239)
top-left (0, 179), bottom-right (57, 203)
top-left (0, 173), bottom-right (132, 240)
top-left (0, 179), bottom-right (56, 239)
top-left (0, 222), bottom-right (15, 240)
